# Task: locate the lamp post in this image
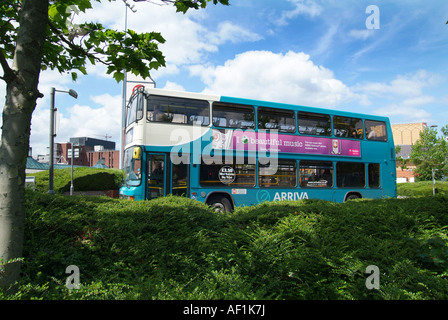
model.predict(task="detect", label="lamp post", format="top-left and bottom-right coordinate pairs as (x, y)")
top-left (48, 87), bottom-right (78, 194)
top-left (120, 0), bottom-right (137, 169)
top-left (70, 143), bottom-right (78, 196)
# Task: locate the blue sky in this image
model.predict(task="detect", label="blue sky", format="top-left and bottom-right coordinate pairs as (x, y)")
top-left (1, 0), bottom-right (448, 157)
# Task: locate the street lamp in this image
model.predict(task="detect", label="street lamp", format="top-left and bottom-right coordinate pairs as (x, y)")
top-left (48, 87), bottom-right (78, 194)
top-left (430, 125), bottom-right (438, 196)
top-left (121, 0), bottom-right (137, 169)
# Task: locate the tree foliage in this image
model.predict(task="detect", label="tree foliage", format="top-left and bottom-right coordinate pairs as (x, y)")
top-left (410, 126), bottom-right (448, 181)
top-left (0, 0), bottom-right (228, 293)
top-left (1, 0), bottom-right (229, 83)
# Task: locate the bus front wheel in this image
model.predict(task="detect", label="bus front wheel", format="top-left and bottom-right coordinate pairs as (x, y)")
top-left (207, 196), bottom-right (233, 213)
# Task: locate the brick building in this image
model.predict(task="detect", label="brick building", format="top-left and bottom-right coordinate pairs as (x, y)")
top-left (391, 122), bottom-right (427, 183)
top-left (58, 137), bottom-right (120, 169)
top-left (392, 122), bottom-right (427, 145)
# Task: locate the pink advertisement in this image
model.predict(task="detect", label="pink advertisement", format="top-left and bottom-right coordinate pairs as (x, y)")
top-left (212, 129), bottom-right (361, 157)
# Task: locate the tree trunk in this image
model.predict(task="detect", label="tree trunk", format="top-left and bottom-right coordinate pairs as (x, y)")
top-left (0, 0), bottom-right (48, 293)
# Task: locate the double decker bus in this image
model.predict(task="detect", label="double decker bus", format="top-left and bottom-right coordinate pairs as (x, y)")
top-left (119, 86), bottom-right (397, 211)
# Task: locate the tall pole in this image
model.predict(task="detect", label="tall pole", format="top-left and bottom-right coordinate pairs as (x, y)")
top-left (48, 87), bottom-right (78, 194)
top-left (48, 87), bottom-right (56, 194)
top-left (121, 1), bottom-right (137, 169)
top-left (70, 143), bottom-right (75, 196)
top-left (432, 168), bottom-right (436, 196)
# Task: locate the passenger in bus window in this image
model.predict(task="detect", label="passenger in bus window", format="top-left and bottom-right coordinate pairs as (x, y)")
top-left (151, 162), bottom-right (164, 185)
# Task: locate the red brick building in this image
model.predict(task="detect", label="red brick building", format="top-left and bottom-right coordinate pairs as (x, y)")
top-left (57, 137), bottom-right (120, 169)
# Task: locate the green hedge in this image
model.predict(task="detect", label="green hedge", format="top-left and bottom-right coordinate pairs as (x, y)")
top-left (397, 181), bottom-right (448, 197)
top-left (28, 168), bottom-right (125, 194)
top-left (3, 192), bottom-right (448, 300)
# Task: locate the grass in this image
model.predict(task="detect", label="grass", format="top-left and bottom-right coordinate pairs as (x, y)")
top-left (2, 189), bottom-right (448, 300)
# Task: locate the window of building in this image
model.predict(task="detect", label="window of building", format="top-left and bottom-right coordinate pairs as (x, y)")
top-left (298, 111), bottom-right (331, 136)
top-left (365, 120), bottom-right (388, 141)
top-left (200, 156), bottom-right (255, 187)
top-left (333, 116), bottom-right (364, 139)
top-left (259, 159), bottom-right (296, 187)
top-left (258, 107), bottom-right (296, 132)
top-left (147, 95), bottom-right (210, 126)
top-left (212, 102), bottom-right (255, 129)
top-left (368, 163), bottom-right (381, 188)
top-left (336, 162), bottom-right (365, 188)
top-left (299, 160), bottom-right (333, 188)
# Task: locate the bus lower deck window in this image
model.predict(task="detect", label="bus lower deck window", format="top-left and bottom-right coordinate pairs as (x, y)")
top-left (259, 159), bottom-right (297, 187)
top-left (336, 162), bottom-right (365, 188)
top-left (299, 160), bottom-right (333, 188)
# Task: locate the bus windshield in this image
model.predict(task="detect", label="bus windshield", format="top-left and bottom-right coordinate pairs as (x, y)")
top-left (123, 147), bottom-right (142, 186)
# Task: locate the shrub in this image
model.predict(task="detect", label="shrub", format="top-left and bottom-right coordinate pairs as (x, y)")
top-left (3, 192), bottom-right (448, 300)
top-left (28, 168), bottom-right (124, 194)
top-left (398, 181), bottom-right (448, 197)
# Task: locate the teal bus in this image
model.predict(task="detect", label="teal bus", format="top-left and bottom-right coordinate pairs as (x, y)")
top-left (119, 87), bottom-right (397, 211)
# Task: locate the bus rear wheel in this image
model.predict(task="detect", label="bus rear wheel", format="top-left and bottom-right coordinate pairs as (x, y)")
top-left (207, 196), bottom-right (233, 213)
top-left (346, 193), bottom-right (361, 201)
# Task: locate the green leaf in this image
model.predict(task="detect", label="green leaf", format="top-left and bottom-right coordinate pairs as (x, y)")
top-left (113, 71), bottom-right (125, 82)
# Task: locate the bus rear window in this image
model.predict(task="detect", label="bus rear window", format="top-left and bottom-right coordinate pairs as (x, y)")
top-left (212, 102), bottom-right (255, 129)
top-left (298, 111), bottom-right (331, 136)
top-left (365, 120), bottom-right (388, 141)
top-left (147, 95), bottom-right (210, 126)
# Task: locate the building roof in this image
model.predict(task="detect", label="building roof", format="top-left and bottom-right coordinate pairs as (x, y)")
top-left (26, 157), bottom-right (82, 170)
top-left (396, 144), bottom-right (412, 159)
top-left (92, 158), bottom-right (109, 168)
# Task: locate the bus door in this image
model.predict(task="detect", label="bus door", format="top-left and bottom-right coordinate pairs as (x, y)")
top-left (146, 152), bottom-right (190, 200)
top-left (147, 153), bottom-right (166, 200)
top-left (171, 159), bottom-right (189, 197)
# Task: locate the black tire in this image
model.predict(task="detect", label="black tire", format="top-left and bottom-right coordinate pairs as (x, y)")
top-left (208, 196), bottom-right (233, 212)
top-left (346, 194), bottom-right (361, 201)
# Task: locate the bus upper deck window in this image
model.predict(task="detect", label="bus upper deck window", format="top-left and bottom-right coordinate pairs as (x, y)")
top-left (147, 95), bottom-right (210, 126)
top-left (212, 102), bottom-right (255, 129)
top-left (365, 120), bottom-right (388, 141)
top-left (298, 111), bottom-right (331, 136)
top-left (333, 116), bottom-right (364, 139)
top-left (258, 107), bottom-right (296, 133)
top-left (126, 93), bottom-right (143, 126)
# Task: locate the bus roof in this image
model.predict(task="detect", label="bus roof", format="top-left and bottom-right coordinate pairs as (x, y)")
top-left (220, 95), bottom-right (390, 123)
top-left (144, 88), bottom-right (389, 123)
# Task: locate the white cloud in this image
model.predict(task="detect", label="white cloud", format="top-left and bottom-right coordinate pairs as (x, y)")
top-left (190, 50), bottom-right (364, 108)
top-left (349, 29), bottom-right (375, 41)
top-left (28, 90), bottom-right (122, 156)
top-left (161, 81), bottom-right (186, 92)
top-left (354, 70), bottom-right (443, 97)
top-left (207, 21), bottom-right (263, 46)
top-left (374, 105), bottom-right (432, 123)
top-left (276, 0), bottom-right (323, 26)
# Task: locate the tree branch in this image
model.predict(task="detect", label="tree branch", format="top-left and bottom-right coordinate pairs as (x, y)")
top-left (0, 49), bottom-right (15, 82)
top-left (46, 19), bottom-right (112, 67)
